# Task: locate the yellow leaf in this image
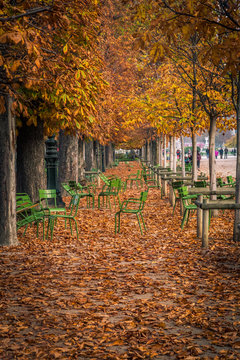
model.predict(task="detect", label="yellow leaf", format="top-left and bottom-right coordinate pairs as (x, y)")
top-left (63, 44), bottom-right (68, 54)
top-left (75, 70), bottom-right (80, 80)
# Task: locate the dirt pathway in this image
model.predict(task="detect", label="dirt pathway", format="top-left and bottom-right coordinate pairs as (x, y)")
top-left (0, 162), bottom-right (240, 359)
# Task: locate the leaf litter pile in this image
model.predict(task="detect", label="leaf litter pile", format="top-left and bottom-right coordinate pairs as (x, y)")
top-left (1, 162), bottom-right (240, 359)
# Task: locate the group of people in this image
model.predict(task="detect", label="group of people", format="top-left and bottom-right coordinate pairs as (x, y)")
top-left (215, 147), bottom-right (229, 159)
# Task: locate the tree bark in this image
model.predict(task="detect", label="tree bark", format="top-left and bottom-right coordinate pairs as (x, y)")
top-left (181, 135), bottom-right (186, 177)
top-left (170, 136), bottom-right (173, 170)
top-left (0, 95), bottom-right (17, 246)
top-left (92, 140), bottom-right (98, 169)
top-left (147, 141), bottom-right (151, 162)
top-left (17, 119), bottom-right (46, 202)
top-left (233, 74), bottom-right (240, 241)
top-left (58, 131), bottom-right (78, 194)
top-left (173, 136), bottom-right (176, 172)
top-left (209, 115), bottom-right (217, 216)
top-left (78, 138), bottom-right (85, 180)
top-left (164, 135), bottom-right (167, 167)
top-left (192, 132), bottom-right (197, 181)
top-left (152, 140), bottom-right (157, 165)
top-left (85, 140), bottom-right (94, 171)
top-left (160, 134), bottom-right (163, 167)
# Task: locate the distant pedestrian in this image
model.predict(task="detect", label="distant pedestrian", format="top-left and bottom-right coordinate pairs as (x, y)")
top-left (206, 148), bottom-right (209, 159)
top-left (215, 150), bottom-right (219, 159)
top-left (224, 147), bottom-right (228, 159)
top-left (197, 150), bottom-right (201, 169)
top-left (219, 148), bottom-right (223, 159)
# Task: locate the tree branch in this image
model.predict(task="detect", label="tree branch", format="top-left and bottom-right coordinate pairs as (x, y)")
top-left (0, 6), bottom-right (52, 23)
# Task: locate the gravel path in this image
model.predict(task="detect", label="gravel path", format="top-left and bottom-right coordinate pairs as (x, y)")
top-left (199, 156), bottom-right (236, 179)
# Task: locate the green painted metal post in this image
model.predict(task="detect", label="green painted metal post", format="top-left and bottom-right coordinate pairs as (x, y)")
top-left (45, 135), bottom-right (65, 206)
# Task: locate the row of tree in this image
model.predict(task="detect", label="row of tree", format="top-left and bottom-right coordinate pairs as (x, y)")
top-left (115, 0), bottom-right (240, 240)
top-left (1, 0), bottom-right (240, 245)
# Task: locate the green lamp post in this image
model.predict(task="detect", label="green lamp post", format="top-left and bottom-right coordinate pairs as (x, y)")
top-left (45, 135), bottom-right (65, 206)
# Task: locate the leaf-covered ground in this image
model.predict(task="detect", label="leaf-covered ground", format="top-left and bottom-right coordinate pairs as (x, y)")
top-left (1, 162), bottom-right (240, 359)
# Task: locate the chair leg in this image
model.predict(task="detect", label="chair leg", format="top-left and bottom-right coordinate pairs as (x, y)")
top-left (115, 212), bottom-right (118, 234)
top-left (136, 214), bottom-right (143, 235)
top-left (50, 218), bottom-right (54, 241)
top-left (69, 218), bottom-right (73, 235)
top-left (73, 218), bottom-right (78, 240)
top-left (117, 212), bottom-right (121, 233)
top-left (181, 209), bottom-right (188, 230)
top-left (98, 196), bottom-right (101, 209)
top-left (140, 212), bottom-right (146, 231)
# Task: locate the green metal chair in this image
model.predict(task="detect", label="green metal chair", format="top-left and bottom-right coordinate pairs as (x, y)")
top-left (126, 170), bottom-right (143, 189)
top-left (142, 168), bottom-right (161, 194)
top-left (39, 189), bottom-right (66, 215)
top-left (227, 175), bottom-right (235, 186)
top-left (46, 194), bottom-right (81, 241)
top-left (193, 180), bottom-right (208, 188)
top-left (172, 180), bottom-right (184, 215)
top-left (217, 177), bottom-right (228, 187)
top-left (177, 186), bottom-right (199, 229)
top-left (98, 178), bottom-right (121, 210)
top-left (17, 195), bottom-right (47, 238)
top-left (68, 181), bottom-right (95, 208)
top-left (115, 191), bottom-right (148, 235)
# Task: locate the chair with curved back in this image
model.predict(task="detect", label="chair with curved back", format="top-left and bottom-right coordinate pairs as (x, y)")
top-left (115, 191), bottom-right (148, 235)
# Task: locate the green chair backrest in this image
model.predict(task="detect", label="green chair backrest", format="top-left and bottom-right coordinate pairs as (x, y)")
top-left (39, 189), bottom-right (57, 207)
top-left (139, 191), bottom-right (148, 211)
top-left (62, 184), bottom-right (76, 196)
top-left (217, 178), bottom-right (225, 187)
top-left (109, 178), bottom-right (121, 193)
top-left (227, 175), bottom-right (234, 184)
top-left (69, 195), bottom-right (81, 216)
top-left (194, 180), bottom-right (207, 188)
top-left (177, 186), bottom-right (188, 198)
top-left (172, 180), bottom-right (184, 189)
top-left (16, 194), bottom-right (31, 203)
top-left (98, 172), bottom-right (110, 186)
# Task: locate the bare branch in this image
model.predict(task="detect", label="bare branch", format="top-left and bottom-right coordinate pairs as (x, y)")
top-left (0, 6), bottom-right (52, 23)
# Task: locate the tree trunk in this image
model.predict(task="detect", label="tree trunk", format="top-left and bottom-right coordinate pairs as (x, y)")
top-left (108, 143), bottom-right (114, 167)
top-left (192, 132), bottom-right (197, 181)
top-left (160, 134), bottom-right (163, 167)
top-left (78, 138), bottom-right (85, 181)
top-left (147, 141), bottom-right (151, 162)
top-left (0, 95), bottom-right (17, 246)
top-left (164, 135), bottom-right (167, 167)
top-left (93, 140), bottom-right (98, 169)
top-left (105, 145), bottom-right (109, 169)
top-left (152, 140), bottom-right (157, 165)
top-left (85, 140), bottom-right (94, 171)
top-left (233, 74), bottom-right (240, 241)
top-left (173, 136), bottom-right (176, 172)
top-left (17, 119), bottom-right (46, 202)
top-left (156, 137), bottom-right (160, 165)
top-left (58, 131), bottom-right (78, 194)
top-left (181, 135), bottom-right (186, 177)
top-left (170, 136), bottom-right (173, 170)
top-left (209, 115), bottom-right (217, 216)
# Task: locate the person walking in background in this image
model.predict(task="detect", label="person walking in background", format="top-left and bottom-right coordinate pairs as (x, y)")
top-left (215, 149), bottom-right (219, 159)
top-left (197, 150), bottom-right (201, 169)
top-left (206, 148), bottom-right (209, 158)
top-left (224, 147), bottom-right (228, 159)
top-left (219, 148), bottom-right (224, 159)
